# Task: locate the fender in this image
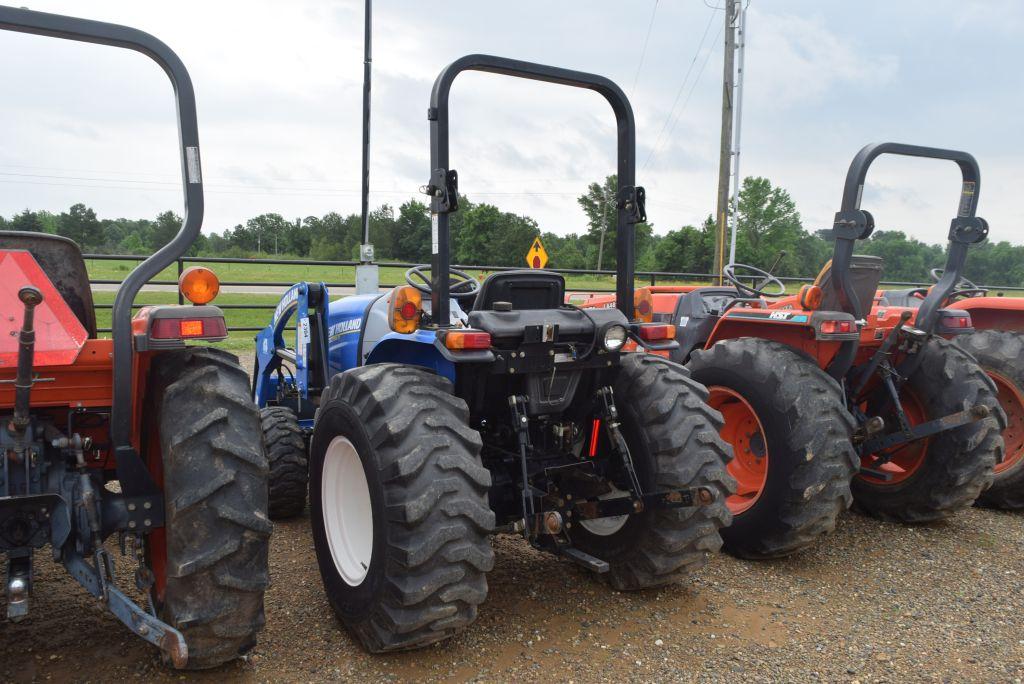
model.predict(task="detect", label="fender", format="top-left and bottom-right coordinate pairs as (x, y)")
top-left (705, 308), bottom-right (855, 369)
top-left (945, 297), bottom-right (1024, 332)
top-left (364, 330), bottom-right (456, 382)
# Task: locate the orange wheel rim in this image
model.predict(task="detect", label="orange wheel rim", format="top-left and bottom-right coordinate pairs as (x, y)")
top-left (708, 386), bottom-right (769, 515)
top-left (860, 389), bottom-right (929, 485)
top-left (989, 371), bottom-right (1024, 474)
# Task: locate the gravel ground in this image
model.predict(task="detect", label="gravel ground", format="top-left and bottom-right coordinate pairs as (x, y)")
top-left (3, 354), bottom-right (1022, 682)
top-left (1, 506), bottom-right (1022, 683)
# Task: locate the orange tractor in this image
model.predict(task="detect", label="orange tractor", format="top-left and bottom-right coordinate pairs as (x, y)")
top-left (578, 142), bottom-right (1005, 555)
top-left (879, 271), bottom-right (1024, 508)
top-left (0, 8), bottom-right (269, 669)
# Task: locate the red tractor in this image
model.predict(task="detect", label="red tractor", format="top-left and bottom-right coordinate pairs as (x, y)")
top-left (879, 270), bottom-right (1024, 508)
top-left (578, 142), bottom-right (1005, 555)
top-left (0, 8), bottom-right (269, 669)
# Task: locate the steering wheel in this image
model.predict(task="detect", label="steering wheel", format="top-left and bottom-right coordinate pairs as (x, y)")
top-left (404, 265), bottom-right (480, 300)
top-left (929, 268), bottom-right (988, 299)
top-left (723, 263), bottom-right (787, 298)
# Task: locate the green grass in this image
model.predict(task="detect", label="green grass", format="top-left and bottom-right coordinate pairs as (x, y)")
top-left (87, 258), bottom-right (1024, 355)
top-left (85, 258), bottom-right (651, 291)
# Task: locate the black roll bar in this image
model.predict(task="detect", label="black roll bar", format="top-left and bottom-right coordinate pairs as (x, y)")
top-left (0, 6), bottom-right (203, 491)
top-left (826, 142), bottom-right (987, 380)
top-left (427, 54), bottom-right (644, 323)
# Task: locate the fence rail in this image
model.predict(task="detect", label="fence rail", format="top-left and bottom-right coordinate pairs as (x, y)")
top-left (84, 253), bottom-right (1024, 335)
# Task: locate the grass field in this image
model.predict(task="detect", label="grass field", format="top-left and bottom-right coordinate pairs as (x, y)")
top-left (87, 258), bottom-right (1024, 354)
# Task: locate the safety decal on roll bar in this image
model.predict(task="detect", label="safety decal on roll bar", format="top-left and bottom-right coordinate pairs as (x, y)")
top-left (958, 181), bottom-right (976, 217)
top-left (186, 146), bottom-right (202, 184)
top-left (431, 214), bottom-right (439, 254)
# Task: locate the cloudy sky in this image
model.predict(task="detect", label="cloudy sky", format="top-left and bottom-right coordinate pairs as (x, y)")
top-left (0, 0), bottom-right (1021, 248)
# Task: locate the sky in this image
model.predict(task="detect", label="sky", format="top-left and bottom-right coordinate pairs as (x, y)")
top-left (0, 0), bottom-right (1021, 249)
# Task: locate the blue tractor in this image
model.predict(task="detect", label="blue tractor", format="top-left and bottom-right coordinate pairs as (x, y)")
top-left (253, 55), bottom-right (734, 652)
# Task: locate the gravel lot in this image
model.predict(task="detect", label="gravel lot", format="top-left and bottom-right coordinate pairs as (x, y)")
top-left (2, 505), bottom-right (1022, 683)
top-left (3, 354), bottom-right (1022, 682)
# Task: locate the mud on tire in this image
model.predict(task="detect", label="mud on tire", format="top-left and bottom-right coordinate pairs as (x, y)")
top-left (149, 347), bottom-right (271, 669)
top-left (260, 406), bottom-right (309, 519)
top-left (687, 339), bottom-right (857, 559)
top-left (309, 364), bottom-right (494, 652)
top-left (853, 337), bottom-right (1005, 522)
top-left (572, 354), bottom-right (735, 590)
top-left (957, 330), bottom-right (1024, 509)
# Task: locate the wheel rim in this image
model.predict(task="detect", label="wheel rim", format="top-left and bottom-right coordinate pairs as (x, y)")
top-left (321, 436), bottom-right (373, 586)
top-left (578, 484), bottom-right (630, 536)
top-left (707, 386), bottom-right (768, 515)
top-left (860, 390), bottom-right (929, 485)
top-left (989, 371), bottom-right (1024, 474)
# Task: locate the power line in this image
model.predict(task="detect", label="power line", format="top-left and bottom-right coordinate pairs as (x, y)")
top-left (630, 0), bottom-right (659, 96)
top-left (641, 8), bottom-right (719, 171)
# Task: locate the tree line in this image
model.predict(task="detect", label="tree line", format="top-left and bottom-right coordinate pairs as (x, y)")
top-left (2, 176), bottom-right (1022, 286)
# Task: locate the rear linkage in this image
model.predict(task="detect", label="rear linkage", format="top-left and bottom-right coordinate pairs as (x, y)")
top-left (2, 287), bottom-right (187, 666)
top-left (850, 310), bottom-right (988, 480)
top-left (505, 385), bottom-right (714, 573)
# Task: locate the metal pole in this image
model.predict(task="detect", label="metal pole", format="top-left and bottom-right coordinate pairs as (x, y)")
top-left (596, 185), bottom-right (608, 271)
top-left (713, 0), bottom-right (738, 284)
top-left (727, 0), bottom-right (746, 267)
top-left (355, 0), bottom-right (379, 293)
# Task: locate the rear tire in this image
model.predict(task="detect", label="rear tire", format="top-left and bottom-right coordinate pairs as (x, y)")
top-left (572, 355), bottom-right (735, 590)
top-left (149, 348), bottom-right (271, 669)
top-left (309, 364), bottom-right (494, 652)
top-left (687, 339), bottom-right (857, 559)
top-left (260, 406), bottom-right (309, 519)
top-left (853, 337), bottom-right (1005, 522)
top-left (957, 330), bottom-right (1024, 509)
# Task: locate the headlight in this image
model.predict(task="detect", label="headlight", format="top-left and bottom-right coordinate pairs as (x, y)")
top-left (602, 324), bottom-right (628, 351)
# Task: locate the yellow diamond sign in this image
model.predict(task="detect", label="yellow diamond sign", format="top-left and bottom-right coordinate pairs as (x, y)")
top-left (526, 237), bottom-right (548, 269)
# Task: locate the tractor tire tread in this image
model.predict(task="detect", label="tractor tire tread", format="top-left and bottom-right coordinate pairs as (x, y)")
top-left (151, 347), bottom-right (270, 670)
top-left (260, 406), bottom-right (309, 519)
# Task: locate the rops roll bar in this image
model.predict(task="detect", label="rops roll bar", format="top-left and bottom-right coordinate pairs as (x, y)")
top-left (426, 54), bottom-right (645, 323)
top-left (0, 6), bottom-right (203, 492)
top-left (826, 142), bottom-right (987, 379)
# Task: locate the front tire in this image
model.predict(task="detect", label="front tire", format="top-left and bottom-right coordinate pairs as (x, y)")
top-left (687, 339), bottom-right (857, 559)
top-left (148, 348), bottom-right (271, 670)
top-left (309, 364), bottom-right (494, 652)
top-left (571, 355), bottom-right (735, 590)
top-left (260, 406), bottom-right (309, 520)
top-left (853, 337), bottom-right (1005, 522)
top-left (957, 330), bottom-right (1024, 509)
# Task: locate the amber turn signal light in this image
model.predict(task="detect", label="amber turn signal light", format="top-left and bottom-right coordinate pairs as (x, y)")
top-left (798, 284), bottom-right (823, 311)
top-left (179, 266), bottom-right (220, 305)
top-left (388, 285), bottom-right (422, 334)
top-left (634, 287), bottom-right (654, 323)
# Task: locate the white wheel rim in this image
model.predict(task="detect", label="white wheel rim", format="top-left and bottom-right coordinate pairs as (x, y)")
top-left (578, 484), bottom-right (630, 536)
top-left (321, 436), bottom-right (374, 586)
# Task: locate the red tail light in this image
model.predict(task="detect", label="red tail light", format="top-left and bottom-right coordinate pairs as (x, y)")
top-left (638, 324), bottom-right (675, 341)
top-left (943, 314), bottom-right (972, 329)
top-left (151, 317), bottom-right (227, 340)
top-left (819, 319), bottom-right (854, 335)
top-left (443, 330), bottom-right (492, 350)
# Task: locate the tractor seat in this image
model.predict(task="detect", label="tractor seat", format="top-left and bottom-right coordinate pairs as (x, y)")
top-left (812, 254), bottom-right (884, 315)
top-left (0, 231), bottom-right (97, 338)
top-left (878, 288), bottom-right (924, 308)
top-left (472, 269), bottom-right (565, 311)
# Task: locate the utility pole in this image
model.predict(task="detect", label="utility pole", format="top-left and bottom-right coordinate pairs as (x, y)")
top-left (713, 0), bottom-right (739, 284)
top-left (355, 0), bottom-right (379, 294)
top-left (596, 185), bottom-right (609, 272)
top-left (728, 1), bottom-right (746, 268)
